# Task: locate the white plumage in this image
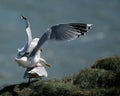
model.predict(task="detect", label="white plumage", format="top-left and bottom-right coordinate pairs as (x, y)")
top-left (15, 16), bottom-right (93, 80)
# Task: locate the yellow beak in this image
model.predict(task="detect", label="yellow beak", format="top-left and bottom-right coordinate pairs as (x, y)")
top-left (44, 63), bottom-right (51, 67)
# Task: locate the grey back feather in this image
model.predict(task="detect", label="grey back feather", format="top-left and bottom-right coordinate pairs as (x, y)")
top-left (30, 23), bottom-right (93, 57)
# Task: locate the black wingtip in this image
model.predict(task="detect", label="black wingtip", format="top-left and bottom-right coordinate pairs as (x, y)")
top-left (87, 24), bottom-right (93, 29)
top-left (21, 15), bottom-right (27, 20)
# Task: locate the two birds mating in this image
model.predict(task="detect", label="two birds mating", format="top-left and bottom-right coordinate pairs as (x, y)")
top-left (15, 16), bottom-right (93, 82)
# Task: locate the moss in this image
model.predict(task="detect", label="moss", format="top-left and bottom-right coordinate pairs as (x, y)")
top-left (72, 89), bottom-right (90, 96)
top-left (89, 87), bottom-right (120, 96)
top-left (91, 57), bottom-right (120, 86)
top-left (1, 56), bottom-right (120, 96)
top-left (45, 81), bottom-right (77, 95)
top-left (0, 92), bottom-right (12, 96)
top-left (91, 57), bottom-right (120, 73)
top-left (61, 74), bottom-right (76, 84)
top-left (0, 78), bottom-right (120, 96)
top-left (74, 69), bottom-right (116, 88)
top-left (0, 84), bottom-right (19, 96)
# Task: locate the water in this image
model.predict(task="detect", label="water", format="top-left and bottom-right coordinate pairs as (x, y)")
top-left (0, 0), bottom-right (120, 86)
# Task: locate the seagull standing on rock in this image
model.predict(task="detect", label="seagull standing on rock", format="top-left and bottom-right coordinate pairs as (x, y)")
top-left (15, 16), bottom-right (93, 82)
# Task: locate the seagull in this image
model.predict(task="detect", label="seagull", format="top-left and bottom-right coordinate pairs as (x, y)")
top-left (15, 16), bottom-right (50, 81)
top-left (15, 16), bottom-right (93, 81)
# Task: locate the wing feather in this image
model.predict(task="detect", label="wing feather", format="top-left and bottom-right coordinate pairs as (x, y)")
top-left (18, 16), bottom-right (33, 56)
top-left (30, 23), bottom-right (93, 57)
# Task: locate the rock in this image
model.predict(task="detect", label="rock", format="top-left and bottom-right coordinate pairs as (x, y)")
top-left (0, 56), bottom-right (120, 96)
top-left (91, 57), bottom-right (120, 73)
top-left (0, 80), bottom-right (89, 96)
top-left (73, 69), bottom-right (116, 88)
top-left (91, 56), bottom-right (120, 86)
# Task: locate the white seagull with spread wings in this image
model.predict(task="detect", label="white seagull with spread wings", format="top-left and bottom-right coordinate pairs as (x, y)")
top-left (15, 16), bottom-right (93, 81)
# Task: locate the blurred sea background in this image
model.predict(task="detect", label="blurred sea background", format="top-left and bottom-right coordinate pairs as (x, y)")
top-left (0, 0), bottom-right (120, 87)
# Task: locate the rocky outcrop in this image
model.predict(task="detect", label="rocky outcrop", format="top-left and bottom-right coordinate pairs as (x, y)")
top-left (0, 57), bottom-right (120, 96)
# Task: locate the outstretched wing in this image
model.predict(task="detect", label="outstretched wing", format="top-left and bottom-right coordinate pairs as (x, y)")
top-left (22, 16), bottom-right (33, 49)
top-left (30, 23), bottom-right (93, 57)
top-left (18, 16), bottom-right (32, 56)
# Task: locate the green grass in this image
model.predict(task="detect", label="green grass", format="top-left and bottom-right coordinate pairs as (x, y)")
top-left (1, 56), bottom-right (120, 96)
top-left (74, 69), bottom-right (115, 88)
top-left (92, 57), bottom-right (120, 72)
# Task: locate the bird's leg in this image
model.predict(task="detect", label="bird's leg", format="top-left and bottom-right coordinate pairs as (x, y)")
top-left (28, 77), bottom-right (31, 84)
